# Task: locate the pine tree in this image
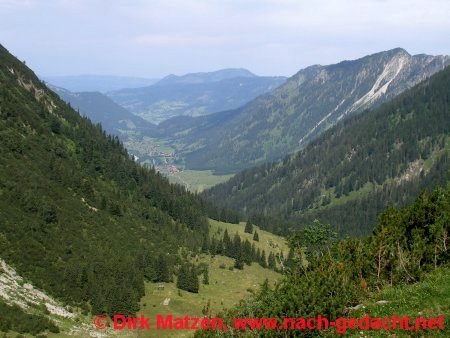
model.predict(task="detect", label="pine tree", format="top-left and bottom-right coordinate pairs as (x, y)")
top-left (244, 220), bottom-right (253, 234)
top-left (253, 231), bottom-right (259, 242)
top-left (242, 239), bottom-right (252, 265)
top-left (177, 263), bottom-right (199, 293)
top-left (260, 250), bottom-right (267, 268)
top-left (251, 243), bottom-right (257, 261)
top-left (203, 268), bottom-right (209, 285)
top-left (201, 235), bottom-right (210, 254)
top-left (232, 233), bottom-right (241, 259)
top-left (223, 229), bottom-right (233, 257)
top-left (155, 254), bottom-right (171, 282)
top-left (188, 266), bottom-right (199, 293)
top-left (268, 252), bottom-right (276, 270)
top-left (176, 263), bottom-right (188, 291)
top-left (234, 256), bottom-right (244, 270)
top-left (285, 249), bottom-right (295, 269)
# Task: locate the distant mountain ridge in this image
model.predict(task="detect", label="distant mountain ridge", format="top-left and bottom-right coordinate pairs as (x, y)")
top-left (107, 68), bottom-right (286, 124)
top-left (156, 68), bottom-right (257, 85)
top-left (161, 48), bottom-right (450, 173)
top-left (42, 74), bottom-right (159, 93)
top-left (50, 86), bottom-right (159, 136)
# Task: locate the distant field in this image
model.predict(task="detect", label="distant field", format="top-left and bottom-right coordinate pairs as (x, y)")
top-left (168, 170), bottom-right (233, 193)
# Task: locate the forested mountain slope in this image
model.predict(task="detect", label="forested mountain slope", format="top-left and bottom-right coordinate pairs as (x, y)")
top-left (0, 44), bottom-right (216, 316)
top-left (50, 86), bottom-right (159, 137)
top-left (162, 48), bottom-right (449, 173)
top-left (203, 65), bottom-right (450, 236)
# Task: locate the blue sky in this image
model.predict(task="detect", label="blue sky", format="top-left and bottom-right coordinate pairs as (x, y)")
top-left (1, 0), bottom-right (449, 78)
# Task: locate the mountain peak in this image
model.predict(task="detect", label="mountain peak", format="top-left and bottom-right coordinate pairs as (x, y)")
top-left (387, 47), bottom-right (410, 56)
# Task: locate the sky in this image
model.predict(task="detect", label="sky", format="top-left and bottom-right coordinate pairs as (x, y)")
top-left (1, 0), bottom-right (449, 78)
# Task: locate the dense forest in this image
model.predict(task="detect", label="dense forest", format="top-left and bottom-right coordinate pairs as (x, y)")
top-left (0, 44), bottom-right (236, 317)
top-left (196, 183), bottom-right (450, 337)
top-left (203, 65), bottom-right (450, 237)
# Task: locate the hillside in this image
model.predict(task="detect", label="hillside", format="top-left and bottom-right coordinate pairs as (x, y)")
top-left (0, 43), bottom-right (213, 318)
top-left (50, 86), bottom-right (159, 136)
top-left (348, 267), bottom-right (450, 337)
top-left (203, 65), bottom-right (450, 236)
top-left (108, 68), bottom-right (286, 124)
top-left (0, 220), bottom-right (285, 338)
top-left (160, 48), bottom-right (450, 173)
top-left (196, 184), bottom-right (450, 337)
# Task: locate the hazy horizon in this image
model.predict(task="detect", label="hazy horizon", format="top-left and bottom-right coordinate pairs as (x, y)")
top-left (1, 0), bottom-right (449, 78)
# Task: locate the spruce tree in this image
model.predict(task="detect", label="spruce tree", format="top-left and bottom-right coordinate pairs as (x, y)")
top-left (244, 220), bottom-right (253, 234)
top-left (232, 233), bottom-right (241, 259)
top-left (268, 252), bottom-right (276, 270)
top-left (203, 268), bottom-right (209, 285)
top-left (177, 263), bottom-right (199, 293)
top-left (201, 235), bottom-right (210, 254)
top-left (260, 250), bottom-right (267, 268)
top-left (242, 239), bottom-right (252, 265)
top-left (234, 256), bottom-right (244, 270)
top-left (176, 263), bottom-right (188, 291)
top-left (155, 254), bottom-right (171, 282)
top-left (253, 231), bottom-right (259, 242)
top-left (285, 249), bottom-right (295, 269)
top-left (223, 229), bottom-right (233, 257)
top-left (188, 266), bottom-right (199, 293)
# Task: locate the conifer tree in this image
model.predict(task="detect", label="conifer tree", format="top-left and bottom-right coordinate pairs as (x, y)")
top-left (234, 256), bottom-right (244, 270)
top-left (176, 263), bottom-right (188, 291)
top-left (242, 239), bottom-right (252, 265)
top-left (268, 252), bottom-right (276, 270)
top-left (203, 268), bottom-right (209, 285)
top-left (260, 250), bottom-right (268, 268)
top-left (177, 263), bottom-right (199, 293)
top-left (253, 231), bottom-right (259, 242)
top-left (232, 232), bottom-right (241, 259)
top-left (244, 220), bottom-right (253, 234)
top-left (188, 266), bottom-right (199, 293)
top-left (155, 254), bottom-right (171, 282)
top-left (201, 235), bottom-right (210, 253)
top-left (251, 243), bottom-right (257, 261)
top-left (223, 229), bottom-right (233, 257)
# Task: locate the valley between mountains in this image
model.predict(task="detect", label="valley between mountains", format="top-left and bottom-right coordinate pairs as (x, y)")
top-left (1, 42), bottom-right (450, 338)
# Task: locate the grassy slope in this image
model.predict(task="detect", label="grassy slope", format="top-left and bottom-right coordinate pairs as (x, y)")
top-left (209, 219), bottom-right (290, 266)
top-left (137, 255), bottom-right (281, 338)
top-left (349, 267), bottom-right (450, 337)
top-left (134, 220), bottom-right (287, 337)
